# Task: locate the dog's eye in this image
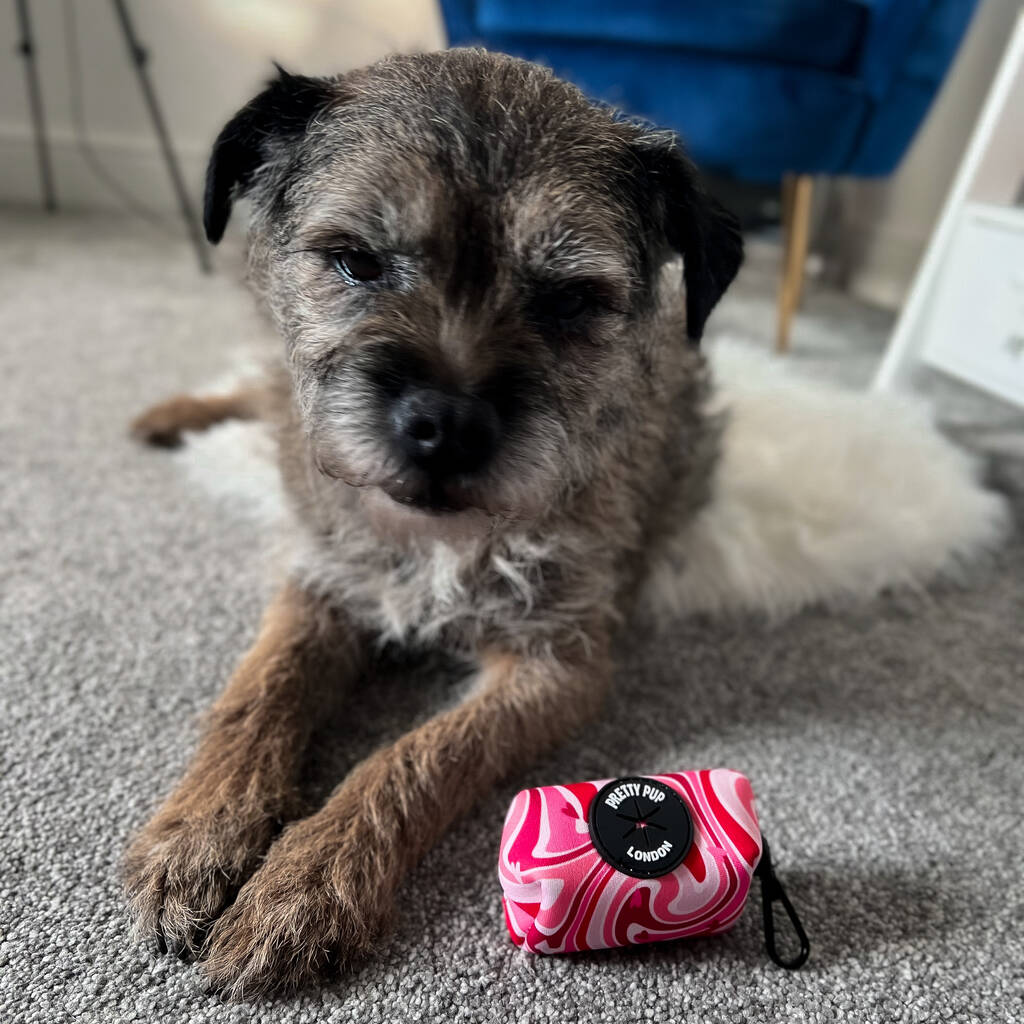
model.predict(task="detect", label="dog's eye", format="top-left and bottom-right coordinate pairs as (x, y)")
top-left (535, 287), bottom-right (591, 321)
top-left (331, 248), bottom-right (384, 283)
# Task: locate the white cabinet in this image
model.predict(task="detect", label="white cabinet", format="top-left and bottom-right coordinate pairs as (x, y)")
top-left (874, 10), bottom-right (1024, 410)
top-left (920, 203), bottom-right (1024, 407)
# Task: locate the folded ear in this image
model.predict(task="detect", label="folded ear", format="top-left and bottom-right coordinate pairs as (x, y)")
top-left (204, 67), bottom-right (338, 244)
top-left (634, 134), bottom-right (743, 342)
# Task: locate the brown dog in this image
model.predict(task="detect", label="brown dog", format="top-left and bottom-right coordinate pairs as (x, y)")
top-left (125, 49), bottom-right (742, 997)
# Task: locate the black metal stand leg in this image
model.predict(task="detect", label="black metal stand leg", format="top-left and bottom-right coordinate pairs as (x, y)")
top-left (14, 0), bottom-right (57, 211)
top-left (109, 0), bottom-right (211, 272)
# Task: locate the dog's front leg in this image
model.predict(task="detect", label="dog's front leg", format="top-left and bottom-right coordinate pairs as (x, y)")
top-left (201, 635), bottom-right (610, 997)
top-left (124, 582), bottom-right (362, 958)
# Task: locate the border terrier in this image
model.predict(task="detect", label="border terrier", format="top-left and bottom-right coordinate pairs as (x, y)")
top-left (125, 49), bottom-right (742, 997)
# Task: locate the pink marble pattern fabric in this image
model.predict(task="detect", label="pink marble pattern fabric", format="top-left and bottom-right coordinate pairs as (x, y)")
top-left (498, 770), bottom-right (762, 954)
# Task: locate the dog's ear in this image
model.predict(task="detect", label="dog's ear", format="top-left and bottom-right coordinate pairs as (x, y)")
top-left (634, 134), bottom-right (743, 342)
top-left (204, 67), bottom-right (337, 244)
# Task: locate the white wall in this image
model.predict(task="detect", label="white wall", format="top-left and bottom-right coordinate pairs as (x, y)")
top-left (0, 0), bottom-right (445, 213)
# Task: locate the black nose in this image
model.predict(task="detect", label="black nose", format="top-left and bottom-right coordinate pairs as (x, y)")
top-left (389, 387), bottom-right (499, 477)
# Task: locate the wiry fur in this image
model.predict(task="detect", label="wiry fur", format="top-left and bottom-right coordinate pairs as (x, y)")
top-left (125, 49), bottom-right (743, 998)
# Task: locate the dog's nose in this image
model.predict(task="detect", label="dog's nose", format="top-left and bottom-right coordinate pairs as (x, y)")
top-left (389, 387), bottom-right (498, 476)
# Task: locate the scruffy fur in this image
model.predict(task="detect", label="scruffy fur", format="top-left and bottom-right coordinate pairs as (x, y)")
top-left (125, 49), bottom-right (742, 998)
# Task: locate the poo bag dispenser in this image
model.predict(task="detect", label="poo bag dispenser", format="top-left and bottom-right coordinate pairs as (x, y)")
top-left (498, 770), bottom-right (808, 968)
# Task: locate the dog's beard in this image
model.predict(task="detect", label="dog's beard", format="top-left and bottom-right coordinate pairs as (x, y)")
top-left (356, 487), bottom-right (496, 545)
top-left (308, 403), bottom-right (572, 538)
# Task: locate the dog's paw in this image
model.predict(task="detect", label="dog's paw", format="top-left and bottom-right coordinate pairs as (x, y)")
top-left (200, 819), bottom-right (390, 998)
top-left (130, 396), bottom-right (197, 448)
top-left (131, 394), bottom-right (227, 448)
top-left (124, 807), bottom-right (278, 960)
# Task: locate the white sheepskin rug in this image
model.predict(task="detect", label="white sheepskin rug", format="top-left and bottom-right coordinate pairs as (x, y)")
top-left (646, 339), bottom-right (1009, 617)
top-left (176, 339), bottom-right (1010, 621)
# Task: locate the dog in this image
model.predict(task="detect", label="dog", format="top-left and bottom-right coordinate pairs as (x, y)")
top-left (124, 48), bottom-right (742, 998)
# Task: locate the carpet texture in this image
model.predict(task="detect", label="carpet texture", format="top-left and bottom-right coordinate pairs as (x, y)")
top-left (2, 212), bottom-right (1023, 1023)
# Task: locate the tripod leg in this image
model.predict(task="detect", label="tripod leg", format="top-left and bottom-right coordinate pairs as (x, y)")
top-left (109, 0), bottom-right (211, 273)
top-left (14, 0), bottom-right (57, 211)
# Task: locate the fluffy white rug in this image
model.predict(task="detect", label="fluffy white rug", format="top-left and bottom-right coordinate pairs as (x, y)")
top-left (647, 339), bottom-right (1009, 617)
top-left (175, 339), bottom-right (1010, 620)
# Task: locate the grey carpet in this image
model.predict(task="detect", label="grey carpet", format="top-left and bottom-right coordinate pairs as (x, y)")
top-left (2, 210), bottom-right (1022, 1023)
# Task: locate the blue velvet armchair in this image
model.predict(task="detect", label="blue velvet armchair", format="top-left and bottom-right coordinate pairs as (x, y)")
top-left (439, 0), bottom-right (979, 347)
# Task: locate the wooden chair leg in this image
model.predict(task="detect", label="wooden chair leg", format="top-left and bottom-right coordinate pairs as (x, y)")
top-left (788, 187), bottom-right (812, 315)
top-left (776, 173), bottom-right (813, 354)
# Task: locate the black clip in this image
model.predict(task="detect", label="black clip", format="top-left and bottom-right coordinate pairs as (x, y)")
top-left (755, 836), bottom-right (810, 969)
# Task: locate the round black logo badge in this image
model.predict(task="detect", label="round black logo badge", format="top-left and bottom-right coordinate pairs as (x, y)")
top-left (588, 776), bottom-right (694, 878)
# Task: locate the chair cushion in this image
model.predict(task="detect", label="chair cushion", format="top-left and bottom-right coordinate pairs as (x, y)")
top-left (477, 36), bottom-right (870, 180)
top-left (475, 0), bottom-right (871, 73)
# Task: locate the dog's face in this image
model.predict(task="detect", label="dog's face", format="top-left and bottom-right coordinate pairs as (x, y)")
top-left (205, 51), bottom-right (741, 533)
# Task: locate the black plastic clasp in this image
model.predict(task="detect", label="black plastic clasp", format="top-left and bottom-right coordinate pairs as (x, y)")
top-left (755, 836), bottom-right (810, 970)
